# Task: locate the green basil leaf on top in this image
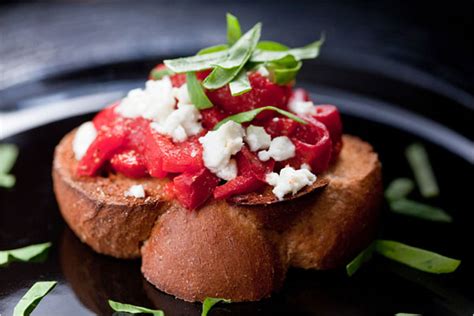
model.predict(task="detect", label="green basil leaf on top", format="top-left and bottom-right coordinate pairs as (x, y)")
top-left (150, 67), bottom-right (174, 80)
top-left (375, 240), bottom-right (460, 274)
top-left (214, 106), bottom-right (307, 130)
top-left (226, 13), bottom-right (242, 46)
top-left (0, 174), bottom-right (16, 188)
top-left (229, 69), bottom-right (251, 96)
top-left (164, 50), bottom-right (228, 73)
top-left (203, 23), bottom-right (261, 89)
top-left (108, 300), bottom-right (164, 316)
top-left (256, 41), bottom-right (289, 51)
top-left (13, 281), bottom-right (57, 316)
top-left (266, 55), bottom-right (303, 85)
top-left (251, 36), bottom-right (324, 63)
top-left (0, 143), bottom-right (18, 174)
top-left (405, 143), bottom-right (439, 198)
top-left (389, 199), bottom-right (452, 223)
top-left (346, 243), bottom-right (375, 277)
top-left (202, 297), bottom-right (231, 316)
top-left (186, 72), bottom-right (213, 109)
top-left (385, 178), bottom-right (415, 201)
top-left (0, 242), bottom-right (52, 267)
top-left (197, 44), bottom-right (229, 56)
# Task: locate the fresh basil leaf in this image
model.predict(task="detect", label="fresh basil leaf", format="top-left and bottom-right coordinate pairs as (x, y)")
top-left (267, 59), bottom-right (302, 84)
top-left (0, 242), bottom-right (52, 267)
top-left (108, 300), bottom-right (164, 316)
top-left (202, 297), bottom-right (231, 316)
top-left (389, 199), bottom-right (452, 222)
top-left (186, 72), bottom-right (213, 109)
top-left (256, 41), bottom-right (289, 51)
top-left (226, 13), bottom-right (241, 45)
top-left (164, 50), bottom-right (228, 73)
top-left (346, 243), bottom-right (375, 276)
top-left (375, 240), bottom-right (460, 274)
top-left (203, 23), bottom-right (261, 89)
top-left (150, 67), bottom-right (174, 80)
top-left (385, 178), bottom-right (415, 201)
top-left (0, 143), bottom-right (19, 174)
top-left (251, 37), bottom-right (324, 63)
top-left (13, 281), bottom-right (57, 316)
top-left (197, 44), bottom-right (229, 56)
top-left (229, 70), bottom-right (251, 96)
top-left (214, 106), bottom-right (307, 130)
top-left (0, 173), bottom-right (16, 188)
top-left (405, 143), bottom-right (439, 198)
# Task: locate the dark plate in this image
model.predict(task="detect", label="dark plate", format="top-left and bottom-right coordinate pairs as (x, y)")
top-left (0, 57), bottom-right (473, 316)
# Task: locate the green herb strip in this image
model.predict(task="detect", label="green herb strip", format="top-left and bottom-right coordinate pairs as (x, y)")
top-left (346, 243), bottom-right (375, 276)
top-left (108, 300), bottom-right (164, 316)
top-left (251, 37), bottom-right (324, 63)
top-left (214, 106), bottom-right (307, 130)
top-left (267, 59), bottom-right (302, 84)
top-left (405, 143), bottom-right (439, 198)
top-left (229, 70), bottom-right (251, 96)
top-left (390, 199), bottom-right (452, 222)
top-left (197, 44), bottom-right (229, 56)
top-left (150, 67), bottom-right (174, 80)
top-left (0, 143), bottom-right (19, 188)
top-left (202, 23), bottom-right (261, 89)
top-left (202, 297), bottom-right (231, 316)
top-left (256, 41), bottom-right (289, 51)
top-left (13, 281), bottom-right (57, 316)
top-left (0, 174), bottom-right (16, 188)
top-left (186, 72), bottom-right (213, 109)
top-left (385, 178), bottom-right (415, 201)
top-left (0, 242), bottom-right (52, 267)
top-left (164, 50), bottom-right (228, 73)
top-left (375, 240), bottom-right (460, 274)
top-left (226, 13), bottom-right (242, 45)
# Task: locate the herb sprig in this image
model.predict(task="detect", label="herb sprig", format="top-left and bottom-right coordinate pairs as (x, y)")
top-left (13, 281), bottom-right (57, 316)
top-left (0, 242), bottom-right (52, 267)
top-left (0, 143), bottom-right (19, 188)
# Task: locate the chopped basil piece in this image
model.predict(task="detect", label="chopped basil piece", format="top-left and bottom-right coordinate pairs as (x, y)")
top-left (0, 143), bottom-right (18, 174)
top-left (375, 240), bottom-right (460, 274)
top-left (405, 143), bottom-right (439, 198)
top-left (385, 178), bottom-right (415, 201)
top-left (197, 44), bottom-right (229, 56)
top-left (226, 13), bottom-right (242, 45)
top-left (186, 72), bottom-right (213, 109)
top-left (0, 242), bottom-right (52, 267)
top-left (0, 173), bottom-right (16, 188)
top-left (251, 36), bottom-right (324, 63)
top-left (164, 50), bottom-right (228, 73)
top-left (203, 23), bottom-right (261, 89)
top-left (346, 243), bottom-right (375, 276)
top-left (214, 106), bottom-right (307, 130)
top-left (229, 69), bottom-right (251, 96)
top-left (201, 297), bottom-right (231, 316)
top-left (256, 41), bottom-right (289, 51)
top-left (13, 281), bottom-right (57, 316)
top-left (389, 199), bottom-right (452, 222)
top-left (150, 67), bottom-right (174, 80)
top-left (108, 300), bottom-right (164, 316)
top-left (266, 55), bottom-right (303, 84)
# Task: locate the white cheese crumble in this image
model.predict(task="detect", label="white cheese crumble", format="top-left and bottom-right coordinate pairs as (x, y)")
top-left (172, 83), bottom-right (191, 105)
top-left (199, 121), bottom-right (245, 181)
top-left (244, 125), bottom-right (271, 152)
top-left (72, 121), bottom-right (97, 160)
top-left (115, 77), bottom-right (176, 123)
top-left (124, 184), bottom-right (145, 198)
top-left (151, 103), bottom-right (202, 143)
top-left (258, 136), bottom-right (296, 162)
top-left (288, 100), bottom-right (316, 116)
top-left (265, 166), bottom-right (317, 200)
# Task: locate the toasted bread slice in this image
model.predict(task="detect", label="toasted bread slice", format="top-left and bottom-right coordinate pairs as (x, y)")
top-left (53, 131), bottom-right (382, 301)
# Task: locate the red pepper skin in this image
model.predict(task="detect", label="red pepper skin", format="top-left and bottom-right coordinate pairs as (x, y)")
top-left (312, 105), bottom-right (343, 159)
top-left (93, 103), bottom-right (120, 129)
top-left (173, 168), bottom-right (219, 210)
top-left (264, 117), bottom-right (299, 138)
top-left (161, 137), bottom-right (204, 173)
top-left (110, 149), bottom-right (148, 178)
top-left (200, 107), bottom-right (227, 130)
top-left (213, 175), bottom-right (264, 200)
top-left (143, 127), bottom-right (168, 178)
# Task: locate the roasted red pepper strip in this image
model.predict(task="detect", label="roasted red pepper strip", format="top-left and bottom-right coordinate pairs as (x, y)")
top-left (312, 105), bottom-right (343, 158)
top-left (173, 168), bottom-right (219, 210)
top-left (110, 149), bottom-right (148, 178)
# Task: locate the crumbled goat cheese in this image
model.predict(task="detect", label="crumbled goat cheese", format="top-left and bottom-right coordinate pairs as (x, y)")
top-left (124, 184), bottom-right (146, 198)
top-left (258, 136), bottom-right (295, 162)
top-left (151, 103), bottom-right (202, 143)
top-left (172, 83), bottom-right (191, 105)
top-left (199, 121), bottom-right (245, 181)
top-left (288, 100), bottom-right (316, 116)
top-left (244, 125), bottom-right (271, 152)
top-left (266, 166), bottom-right (317, 200)
top-left (301, 163), bottom-right (311, 170)
top-left (72, 121), bottom-right (97, 160)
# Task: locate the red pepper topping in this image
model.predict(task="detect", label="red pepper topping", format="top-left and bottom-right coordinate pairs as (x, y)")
top-left (173, 168), bottom-right (219, 210)
top-left (110, 149), bottom-right (148, 178)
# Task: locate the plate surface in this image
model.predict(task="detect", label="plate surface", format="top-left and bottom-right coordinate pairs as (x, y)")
top-left (0, 57), bottom-right (473, 316)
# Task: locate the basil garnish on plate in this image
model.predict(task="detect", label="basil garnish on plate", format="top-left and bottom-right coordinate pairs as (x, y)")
top-left (0, 143), bottom-right (19, 188)
top-left (201, 297), bottom-right (231, 316)
top-left (214, 106), bottom-right (307, 130)
top-left (226, 13), bottom-right (242, 46)
top-left (389, 199), bottom-right (452, 223)
top-left (405, 143), bottom-right (439, 198)
top-left (0, 242), bottom-right (52, 267)
top-left (186, 72), bottom-right (213, 110)
top-left (108, 300), bottom-right (164, 316)
top-left (150, 67), bottom-right (174, 80)
top-left (385, 178), bottom-right (415, 201)
top-left (346, 243), bottom-right (374, 277)
top-left (229, 68), bottom-right (252, 96)
top-left (13, 281), bottom-right (57, 316)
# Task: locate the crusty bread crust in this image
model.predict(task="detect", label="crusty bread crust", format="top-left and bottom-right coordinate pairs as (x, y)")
top-left (53, 131), bottom-right (382, 301)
